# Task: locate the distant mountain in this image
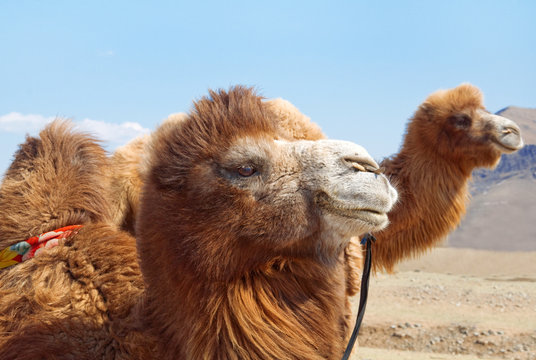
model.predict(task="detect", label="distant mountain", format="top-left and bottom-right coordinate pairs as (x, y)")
top-left (446, 106), bottom-right (536, 251)
top-left (470, 144), bottom-right (536, 194)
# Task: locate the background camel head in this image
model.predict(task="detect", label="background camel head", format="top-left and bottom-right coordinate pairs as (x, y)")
top-left (408, 83), bottom-right (523, 169)
top-left (137, 86), bottom-right (397, 281)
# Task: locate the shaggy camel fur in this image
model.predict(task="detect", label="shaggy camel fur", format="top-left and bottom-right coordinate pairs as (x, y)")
top-left (0, 87), bottom-right (397, 359)
top-left (0, 127), bottom-right (113, 250)
top-left (109, 112), bottom-right (188, 232)
top-left (0, 124), bottom-right (145, 354)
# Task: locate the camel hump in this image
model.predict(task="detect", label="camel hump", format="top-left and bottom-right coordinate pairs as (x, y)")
top-left (0, 120), bottom-right (113, 249)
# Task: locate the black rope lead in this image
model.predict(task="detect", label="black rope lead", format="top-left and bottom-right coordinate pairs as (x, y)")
top-left (341, 233), bottom-right (376, 360)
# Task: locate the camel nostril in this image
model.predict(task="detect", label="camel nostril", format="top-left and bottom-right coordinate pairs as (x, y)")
top-left (502, 126), bottom-right (519, 136)
top-left (343, 157), bottom-right (381, 174)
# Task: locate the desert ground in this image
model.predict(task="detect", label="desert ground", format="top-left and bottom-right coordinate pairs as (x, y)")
top-left (350, 248), bottom-right (536, 360)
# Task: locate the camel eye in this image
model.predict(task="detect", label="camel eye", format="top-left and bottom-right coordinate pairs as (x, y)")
top-left (237, 165), bottom-right (256, 177)
top-left (449, 114), bottom-right (472, 129)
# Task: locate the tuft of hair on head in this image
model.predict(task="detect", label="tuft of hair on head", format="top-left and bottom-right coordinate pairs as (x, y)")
top-left (144, 86), bottom-right (277, 191)
top-left (419, 83), bottom-right (484, 119)
top-left (263, 98), bottom-right (325, 141)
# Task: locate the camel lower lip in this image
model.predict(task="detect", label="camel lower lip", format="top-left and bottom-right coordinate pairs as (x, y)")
top-left (315, 192), bottom-right (388, 225)
top-left (492, 138), bottom-right (522, 152)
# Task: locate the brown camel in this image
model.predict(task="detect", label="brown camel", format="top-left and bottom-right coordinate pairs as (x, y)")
top-left (0, 87), bottom-right (397, 359)
top-left (373, 83), bottom-right (523, 272)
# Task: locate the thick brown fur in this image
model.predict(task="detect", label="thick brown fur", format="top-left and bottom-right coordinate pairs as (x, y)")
top-left (0, 224), bottom-right (151, 360)
top-left (109, 135), bottom-right (149, 233)
top-left (373, 83), bottom-right (510, 272)
top-left (0, 121), bottom-right (148, 359)
top-left (0, 122), bottom-right (113, 249)
top-left (0, 89), bottom-right (362, 359)
top-left (109, 113), bottom-right (189, 234)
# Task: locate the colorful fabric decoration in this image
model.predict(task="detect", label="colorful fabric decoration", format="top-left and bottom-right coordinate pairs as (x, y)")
top-left (0, 225), bottom-right (83, 269)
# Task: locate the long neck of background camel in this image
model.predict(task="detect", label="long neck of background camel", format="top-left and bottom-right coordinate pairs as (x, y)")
top-left (139, 255), bottom-right (349, 360)
top-left (373, 138), bottom-right (472, 272)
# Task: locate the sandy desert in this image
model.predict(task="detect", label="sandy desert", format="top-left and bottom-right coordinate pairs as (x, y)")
top-left (350, 248), bottom-right (536, 360)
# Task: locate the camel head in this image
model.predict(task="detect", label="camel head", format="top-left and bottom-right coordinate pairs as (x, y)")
top-left (408, 83), bottom-right (523, 169)
top-left (136, 86), bottom-right (397, 282)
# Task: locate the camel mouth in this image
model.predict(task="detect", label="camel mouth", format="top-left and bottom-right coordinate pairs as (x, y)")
top-left (483, 113), bottom-right (524, 154)
top-left (491, 136), bottom-right (523, 153)
top-left (315, 192), bottom-right (388, 227)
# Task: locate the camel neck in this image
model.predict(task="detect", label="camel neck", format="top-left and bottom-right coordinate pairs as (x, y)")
top-left (374, 145), bottom-right (472, 272)
top-left (140, 258), bottom-right (348, 360)
top-left (400, 146), bottom-right (471, 189)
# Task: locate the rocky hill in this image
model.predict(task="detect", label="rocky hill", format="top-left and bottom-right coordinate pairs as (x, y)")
top-left (470, 144), bottom-right (536, 194)
top-left (446, 106), bottom-right (536, 251)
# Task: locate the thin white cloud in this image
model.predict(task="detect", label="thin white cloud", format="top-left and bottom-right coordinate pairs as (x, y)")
top-left (0, 112), bottom-right (150, 150)
top-left (76, 118), bottom-right (150, 147)
top-left (0, 112), bottom-right (54, 133)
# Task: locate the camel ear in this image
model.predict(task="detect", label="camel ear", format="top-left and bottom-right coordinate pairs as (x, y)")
top-left (419, 103), bottom-right (435, 120)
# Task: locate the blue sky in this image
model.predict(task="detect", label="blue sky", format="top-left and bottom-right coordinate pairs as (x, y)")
top-left (1, 0), bottom-right (535, 173)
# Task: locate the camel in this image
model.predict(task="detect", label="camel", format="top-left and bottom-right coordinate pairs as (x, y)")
top-left (0, 87), bottom-right (398, 359)
top-left (373, 83), bottom-right (523, 272)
